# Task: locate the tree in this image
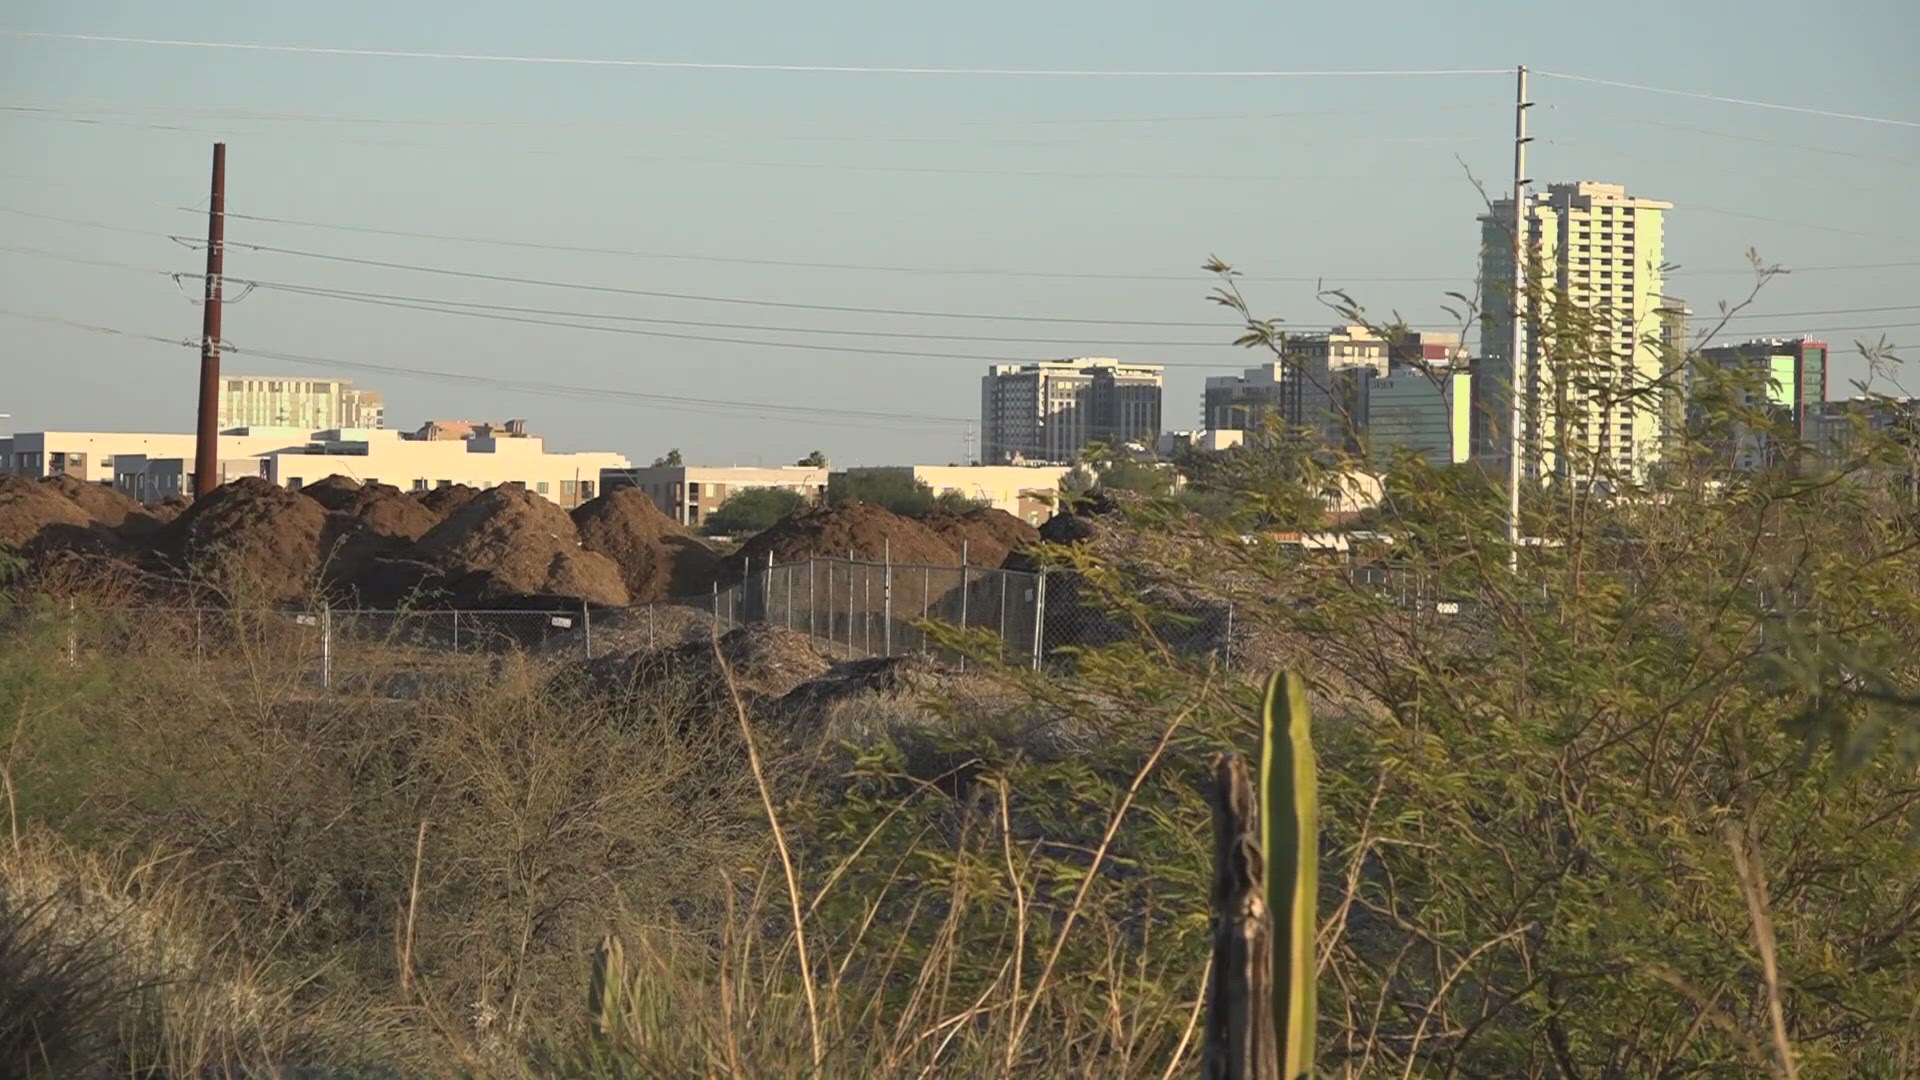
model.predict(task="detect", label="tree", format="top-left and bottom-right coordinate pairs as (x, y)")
top-left (701, 486), bottom-right (804, 536)
top-left (827, 471), bottom-right (935, 517)
top-left (651, 448), bottom-right (683, 468)
top-left (797, 450), bottom-right (828, 467)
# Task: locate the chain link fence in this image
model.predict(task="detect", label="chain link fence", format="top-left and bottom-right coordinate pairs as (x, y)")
top-left (13, 555), bottom-right (1515, 690)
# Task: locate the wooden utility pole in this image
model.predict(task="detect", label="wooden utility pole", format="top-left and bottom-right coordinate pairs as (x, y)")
top-left (192, 142), bottom-right (226, 500)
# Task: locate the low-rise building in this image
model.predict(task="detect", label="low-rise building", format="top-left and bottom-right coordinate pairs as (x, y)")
top-left (836, 464), bottom-right (1071, 524)
top-left (5, 426), bottom-right (628, 508)
top-left (603, 465), bottom-right (830, 528)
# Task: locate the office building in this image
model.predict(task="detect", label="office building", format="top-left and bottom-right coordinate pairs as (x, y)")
top-left (218, 376), bottom-right (384, 430)
top-left (604, 465), bottom-right (829, 529)
top-left (1351, 367), bottom-right (1473, 465)
top-left (980, 359), bottom-right (1164, 464)
top-left (1693, 338), bottom-right (1829, 470)
top-left (1472, 181), bottom-right (1673, 482)
top-left (1203, 328), bottom-right (1464, 457)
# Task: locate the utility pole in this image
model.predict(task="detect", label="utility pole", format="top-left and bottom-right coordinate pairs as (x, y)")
top-left (192, 142), bottom-right (227, 500)
top-left (1506, 67), bottom-right (1531, 573)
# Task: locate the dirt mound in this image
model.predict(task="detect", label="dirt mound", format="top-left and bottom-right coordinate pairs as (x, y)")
top-left (571, 488), bottom-right (719, 602)
top-left (725, 501), bottom-right (959, 582)
top-left (418, 483), bottom-right (480, 516)
top-left (572, 623), bottom-right (833, 701)
top-left (154, 477), bottom-right (332, 602)
top-left (412, 485), bottom-right (628, 606)
top-left (0, 475), bottom-right (94, 549)
top-left (37, 475), bottom-right (146, 530)
top-left (919, 506), bottom-right (1039, 569)
top-left (297, 474), bottom-right (365, 512)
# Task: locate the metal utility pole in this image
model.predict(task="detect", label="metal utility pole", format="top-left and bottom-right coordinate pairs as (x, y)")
top-left (192, 142), bottom-right (227, 500)
top-left (1506, 67), bottom-right (1531, 573)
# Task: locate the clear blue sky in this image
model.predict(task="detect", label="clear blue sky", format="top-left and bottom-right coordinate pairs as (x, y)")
top-left (3, 0), bottom-right (1916, 466)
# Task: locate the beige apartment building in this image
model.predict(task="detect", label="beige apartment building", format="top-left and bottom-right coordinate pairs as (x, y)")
top-left (218, 376), bottom-right (384, 430)
top-left (609, 465), bottom-right (830, 528)
top-left (1473, 180), bottom-right (1674, 482)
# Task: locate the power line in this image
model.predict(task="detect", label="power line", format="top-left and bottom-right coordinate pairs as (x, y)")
top-left (236, 277), bottom-right (1242, 346)
top-left (193, 237), bottom-right (1239, 327)
top-left (1535, 70), bottom-right (1920, 130)
top-left (1, 98), bottom-right (1496, 130)
top-left (0, 307), bottom-right (976, 430)
top-left (200, 209), bottom-right (1476, 284)
top-left (0, 32), bottom-right (1509, 78)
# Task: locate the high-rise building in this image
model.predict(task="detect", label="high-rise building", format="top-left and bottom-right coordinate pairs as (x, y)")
top-left (980, 359), bottom-right (1163, 464)
top-left (1692, 338), bottom-right (1829, 470)
top-left (1472, 181), bottom-right (1673, 482)
top-left (218, 376), bottom-right (385, 430)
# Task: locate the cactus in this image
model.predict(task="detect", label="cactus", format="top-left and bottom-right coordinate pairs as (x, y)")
top-left (1261, 670), bottom-right (1318, 1078)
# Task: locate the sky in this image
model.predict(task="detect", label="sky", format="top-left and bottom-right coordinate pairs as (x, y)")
top-left (2, 0), bottom-right (1917, 467)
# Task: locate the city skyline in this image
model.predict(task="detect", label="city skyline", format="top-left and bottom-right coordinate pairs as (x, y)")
top-left (2, 4), bottom-right (1914, 467)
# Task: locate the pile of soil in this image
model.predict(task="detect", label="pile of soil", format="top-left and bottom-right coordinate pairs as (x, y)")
top-left (411, 485), bottom-right (628, 606)
top-left (154, 477), bottom-right (332, 602)
top-left (918, 506), bottom-right (1040, 570)
top-left (571, 488), bottom-right (719, 602)
top-left (724, 501), bottom-right (960, 583)
top-left (145, 495), bottom-right (191, 523)
top-left (560, 624), bottom-right (834, 731)
top-left (296, 474), bottom-right (366, 513)
top-left (37, 475), bottom-right (150, 531)
top-left (418, 483), bottom-right (481, 516)
top-left (0, 475), bottom-right (93, 550)
top-left (298, 478), bottom-right (438, 542)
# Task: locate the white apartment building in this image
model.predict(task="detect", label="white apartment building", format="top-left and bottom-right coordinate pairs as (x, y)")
top-left (836, 465), bottom-right (1071, 524)
top-left (981, 359), bottom-right (1164, 465)
top-left (218, 376), bottom-right (384, 430)
top-left (1473, 180), bottom-right (1674, 482)
top-left (607, 465), bottom-right (830, 528)
top-left (4, 427), bottom-right (627, 509)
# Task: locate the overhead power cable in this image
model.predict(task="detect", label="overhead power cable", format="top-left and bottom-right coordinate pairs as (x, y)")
top-left (190, 237), bottom-right (1236, 327)
top-left (1536, 70), bottom-right (1920, 130)
top-left (0, 308), bottom-right (975, 429)
top-left (200, 208), bottom-right (1473, 284)
top-left (0, 32), bottom-right (1508, 77)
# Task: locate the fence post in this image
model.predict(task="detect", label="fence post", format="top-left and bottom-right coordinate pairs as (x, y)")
top-left (583, 600), bottom-right (593, 660)
top-left (883, 539), bottom-right (893, 658)
top-left (921, 565), bottom-right (931, 653)
top-left (998, 571), bottom-right (1009, 662)
top-left (711, 580), bottom-right (719, 639)
top-left (1223, 602), bottom-right (1235, 671)
top-left (65, 598), bottom-right (77, 665)
top-left (808, 558), bottom-right (817, 639)
top-left (451, 609), bottom-right (460, 652)
top-left (957, 542), bottom-right (970, 672)
top-left (320, 606), bottom-right (333, 690)
top-left (194, 607), bottom-right (204, 662)
top-left (1030, 568), bottom-right (1047, 672)
top-left (765, 551), bottom-right (775, 625)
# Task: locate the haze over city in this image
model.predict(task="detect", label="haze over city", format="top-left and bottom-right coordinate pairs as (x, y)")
top-left (3, 0), bottom-right (1916, 465)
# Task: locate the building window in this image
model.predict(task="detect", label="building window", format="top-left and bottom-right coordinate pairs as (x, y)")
top-left (562, 480), bottom-right (577, 497)
top-left (437, 479), bottom-right (451, 488)
top-left (580, 481), bottom-right (595, 500)
top-left (288, 477), bottom-right (303, 490)
top-left (413, 479), bottom-right (429, 492)
top-left (536, 481), bottom-right (550, 494)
